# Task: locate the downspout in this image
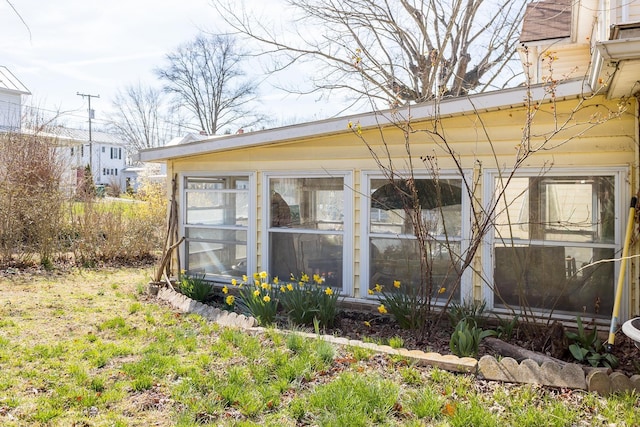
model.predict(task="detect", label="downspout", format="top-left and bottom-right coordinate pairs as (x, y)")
top-left (635, 96), bottom-right (639, 317)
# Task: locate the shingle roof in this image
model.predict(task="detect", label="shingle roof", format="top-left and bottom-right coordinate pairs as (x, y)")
top-left (520, 0), bottom-right (572, 43)
top-left (0, 66), bottom-right (30, 94)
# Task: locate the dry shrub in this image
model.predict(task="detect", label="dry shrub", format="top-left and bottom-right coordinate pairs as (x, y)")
top-left (0, 122), bottom-right (166, 268)
top-left (68, 176), bottom-right (166, 266)
top-left (0, 130), bottom-right (66, 267)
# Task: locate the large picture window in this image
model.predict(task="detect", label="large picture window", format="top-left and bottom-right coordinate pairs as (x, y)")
top-left (268, 176), bottom-right (346, 290)
top-left (365, 176), bottom-right (464, 301)
top-left (491, 173), bottom-right (620, 317)
top-left (183, 175), bottom-right (250, 279)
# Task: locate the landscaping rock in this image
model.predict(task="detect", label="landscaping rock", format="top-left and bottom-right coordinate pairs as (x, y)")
top-left (587, 370), bottom-right (611, 395)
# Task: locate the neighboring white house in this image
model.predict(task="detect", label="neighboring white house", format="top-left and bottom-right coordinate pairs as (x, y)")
top-left (50, 127), bottom-right (128, 193)
top-left (0, 65), bottom-right (30, 131)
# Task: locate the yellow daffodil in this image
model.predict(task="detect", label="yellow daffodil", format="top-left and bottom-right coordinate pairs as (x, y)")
top-left (368, 289), bottom-right (374, 295)
top-left (259, 271), bottom-right (268, 279)
top-left (261, 282), bottom-right (269, 290)
top-left (242, 275), bottom-right (248, 283)
top-left (254, 280), bottom-right (260, 287)
top-left (180, 269), bottom-right (186, 275)
top-left (225, 295), bottom-right (235, 305)
top-left (378, 304), bottom-right (388, 314)
top-left (374, 283), bottom-right (383, 293)
top-left (364, 321), bottom-right (371, 327)
top-left (222, 286), bottom-right (228, 294)
top-left (325, 287), bottom-right (333, 295)
top-left (263, 295), bottom-right (271, 303)
top-left (348, 121), bottom-right (353, 129)
top-left (253, 272), bottom-right (260, 280)
top-left (280, 286), bottom-right (285, 292)
top-left (286, 283), bottom-right (294, 291)
top-left (273, 277), bottom-right (279, 284)
top-left (438, 287), bottom-right (446, 294)
top-left (393, 280), bottom-right (401, 288)
top-left (231, 278), bottom-right (237, 286)
top-left (253, 289), bottom-right (260, 297)
top-left (313, 274), bottom-right (324, 284)
top-left (301, 273), bottom-right (309, 283)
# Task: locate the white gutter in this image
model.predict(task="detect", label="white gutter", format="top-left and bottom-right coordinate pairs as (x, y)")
top-left (596, 38), bottom-right (640, 61)
top-left (139, 78), bottom-right (592, 163)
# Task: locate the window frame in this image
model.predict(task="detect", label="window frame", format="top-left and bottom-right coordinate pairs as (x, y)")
top-left (180, 171), bottom-right (256, 283)
top-left (262, 171), bottom-right (353, 296)
top-left (359, 170), bottom-right (472, 301)
top-left (482, 167), bottom-right (628, 320)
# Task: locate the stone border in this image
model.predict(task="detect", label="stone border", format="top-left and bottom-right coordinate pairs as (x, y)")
top-left (155, 286), bottom-right (640, 396)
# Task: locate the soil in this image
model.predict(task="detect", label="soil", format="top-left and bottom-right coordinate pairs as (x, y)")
top-left (314, 309), bottom-right (640, 378)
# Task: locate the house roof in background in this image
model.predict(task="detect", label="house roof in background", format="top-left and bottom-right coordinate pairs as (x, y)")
top-left (26, 126), bottom-right (126, 145)
top-left (0, 66), bottom-right (30, 94)
top-left (520, 0), bottom-right (572, 43)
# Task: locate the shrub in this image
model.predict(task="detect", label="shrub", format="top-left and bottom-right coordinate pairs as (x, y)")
top-left (279, 273), bottom-right (341, 328)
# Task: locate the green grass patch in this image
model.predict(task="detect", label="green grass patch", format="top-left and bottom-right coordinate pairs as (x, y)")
top-left (0, 268), bottom-right (638, 426)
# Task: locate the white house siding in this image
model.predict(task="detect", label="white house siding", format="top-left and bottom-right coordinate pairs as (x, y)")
top-left (0, 92), bottom-right (22, 131)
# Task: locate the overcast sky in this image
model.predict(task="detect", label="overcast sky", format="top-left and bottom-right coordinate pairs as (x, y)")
top-left (0, 0), bottom-right (346, 131)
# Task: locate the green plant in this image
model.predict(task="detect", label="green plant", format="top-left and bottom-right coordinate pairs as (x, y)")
top-left (179, 272), bottom-right (213, 303)
top-left (565, 316), bottom-right (619, 369)
top-left (495, 314), bottom-right (520, 340)
top-left (236, 272), bottom-right (280, 325)
top-left (370, 281), bottom-right (428, 330)
top-left (448, 299), bottom-right (488, 328)
top-left (279, 273), bottom-right (341, 328)
top-left (388, 335), bottom-right (405, 349)
top-left (449, 318), bottom-right (496, 357)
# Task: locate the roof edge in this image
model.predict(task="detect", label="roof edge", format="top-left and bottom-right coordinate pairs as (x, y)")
top-left (139, 78), bottom-right (593, 163)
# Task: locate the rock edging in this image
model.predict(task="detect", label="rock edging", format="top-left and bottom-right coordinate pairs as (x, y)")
top-left (155, 286), bottom-right (639, 396)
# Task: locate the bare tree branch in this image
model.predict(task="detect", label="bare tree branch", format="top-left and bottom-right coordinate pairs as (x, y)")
top-left (155, 34), bottom-right (264, 135)
top-left (214, 0), bottom-right (530, 109)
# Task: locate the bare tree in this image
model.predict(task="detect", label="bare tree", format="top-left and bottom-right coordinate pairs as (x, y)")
top-left (107, 82), bottom-right (185, 152)
top-left (350, 47), bottom-right (627, 346)
top-left (155, 34), bottom-right (263, 135)
top-left (214, 0), bottom-right (531, 108)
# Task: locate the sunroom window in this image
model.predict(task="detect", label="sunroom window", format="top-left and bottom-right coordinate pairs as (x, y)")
top-left (492, 174), bottom-right (618, 317)
top-left (366, 176), bottom-right (463, 301)
top-left (268, 176), bottom-right (346, 290)
top-left (183, 176), bottom-right (249, 279)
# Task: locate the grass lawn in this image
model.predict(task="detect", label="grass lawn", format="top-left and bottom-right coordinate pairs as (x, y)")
top-left (0, 268), bottom-right (638, 426)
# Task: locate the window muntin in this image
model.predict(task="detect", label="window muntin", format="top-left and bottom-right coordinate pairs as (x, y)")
top-left (492, 174), bottom-right (618, 317)
top-left (367, 177), bottom-right (463, 298)
top-left (268, 176), bottom-right (345, 289)
top-left (183, 175), bottom-right (249, 279)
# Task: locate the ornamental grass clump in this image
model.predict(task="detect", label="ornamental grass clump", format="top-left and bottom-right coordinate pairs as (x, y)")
top-left (279, 273), bottom-right (341, 328)
top-left (235, 272), bottom-right (280, 326)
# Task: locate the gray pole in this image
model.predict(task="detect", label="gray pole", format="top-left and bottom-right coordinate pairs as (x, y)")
top-left (76, 92), bottom-right (100, 177)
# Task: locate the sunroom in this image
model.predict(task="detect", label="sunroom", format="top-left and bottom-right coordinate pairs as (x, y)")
top-left (140, 80), bottom-right (638, 324)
